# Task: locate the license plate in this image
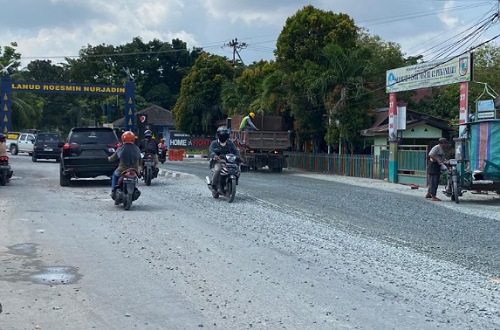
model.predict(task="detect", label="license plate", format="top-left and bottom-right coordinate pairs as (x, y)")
top-left (144, 161), bottom-right (154, 166)
top-left (44, 148), bottom-right (53, 151)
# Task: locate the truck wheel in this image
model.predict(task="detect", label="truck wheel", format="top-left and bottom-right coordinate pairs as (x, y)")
top-left (10, 145), bottom-right (18, 155)
top-left (32, 154), bottom-right (37, 162)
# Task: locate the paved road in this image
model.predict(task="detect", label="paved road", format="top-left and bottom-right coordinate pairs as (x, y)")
top-left (0, 155), bottom-right (498, 329)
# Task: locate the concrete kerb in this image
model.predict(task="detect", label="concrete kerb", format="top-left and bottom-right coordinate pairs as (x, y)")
top-left (158, 169), bottom-right (184, 178)
top-left (184, 154), bottom-right (208, 159)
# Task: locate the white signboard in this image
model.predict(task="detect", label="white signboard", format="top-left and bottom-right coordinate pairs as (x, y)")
top-left (386, 53), bottom-right (471, 93)
top-left (477, 99), bottom-right (494, 112)
top-left (397, 106), bottom-right (406, 130)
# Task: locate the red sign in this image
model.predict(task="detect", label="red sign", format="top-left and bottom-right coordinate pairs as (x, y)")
top-left (459, 82), bottom-right (468, 136)
top-left (389, 93), bottom-right (397, 138)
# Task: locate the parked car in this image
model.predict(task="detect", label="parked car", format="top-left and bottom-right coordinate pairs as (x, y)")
top-left (6, 132), bottom-right (20, 154)
top-left (9, 132), bottom-right (36, 155)
top-left (32, 132), bottom-right (63, 162)
top-left (60, 127), bottom-right (120, 186)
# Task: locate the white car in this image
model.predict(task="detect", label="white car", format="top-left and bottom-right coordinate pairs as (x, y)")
top-left (10, 132), bottom-right (36, 155)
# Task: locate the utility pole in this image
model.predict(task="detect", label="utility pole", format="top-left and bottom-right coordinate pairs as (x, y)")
top-left (223, 38), bottom-right (247, 66)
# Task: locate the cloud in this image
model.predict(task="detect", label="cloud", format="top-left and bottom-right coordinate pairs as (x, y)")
top-left (0, 0), bottom-right (497, 67)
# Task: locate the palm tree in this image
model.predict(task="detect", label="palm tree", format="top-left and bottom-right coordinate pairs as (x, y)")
top-left (307, 43), bottom-right (371, 154)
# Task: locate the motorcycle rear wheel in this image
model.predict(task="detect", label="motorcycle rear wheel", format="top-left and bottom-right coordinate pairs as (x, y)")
top-left (0, 174), bottom-right (7, 186)
top-left (123, 193), bottom-right (133, 210)
top-left (145, 167), bottom-right (152, 186)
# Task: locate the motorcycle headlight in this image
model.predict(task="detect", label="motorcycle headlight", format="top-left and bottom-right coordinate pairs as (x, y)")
top-left (226, 154), bottom-right (237, 162)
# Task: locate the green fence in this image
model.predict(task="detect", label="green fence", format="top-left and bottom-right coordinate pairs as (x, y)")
top-left (285, 152), bottom-right (389, 180)
top-left (286, 146), bottom-right (430, 184)
top-left (397, 145), bottom-right (428, 186)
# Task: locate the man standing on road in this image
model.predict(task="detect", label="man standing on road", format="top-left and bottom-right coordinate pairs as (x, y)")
top-left (426, 138), bottom-right (448, 201)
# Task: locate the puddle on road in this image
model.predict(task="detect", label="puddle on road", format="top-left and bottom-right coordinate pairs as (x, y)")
top-left (30, 266), bottom-right (80, 285)
top-left (8, 243), bottom-right (37, 256)
top-left (4, 243), bottom-right (81, 285)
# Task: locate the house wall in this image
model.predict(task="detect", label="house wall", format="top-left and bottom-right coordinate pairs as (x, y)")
top-left (402, 124), bottom-right (442, 139)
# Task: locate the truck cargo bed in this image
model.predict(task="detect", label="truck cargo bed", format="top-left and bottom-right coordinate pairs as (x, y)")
top-left (238, 131), bottom-right (290, 150)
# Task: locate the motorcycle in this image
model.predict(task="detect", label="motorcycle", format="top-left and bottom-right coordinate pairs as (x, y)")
top-left (112, 168), bottom-right (141, 210)
top-left (443, 158), bottom-right (462, 204)
top-left (205, 153), bottom-right (241, 203)
top-left (158, 148), bottom-right (167, 164)
top-left (141, 152), bottom-right (159, 186)
top-left (0, 155), bottom-right (13, 186)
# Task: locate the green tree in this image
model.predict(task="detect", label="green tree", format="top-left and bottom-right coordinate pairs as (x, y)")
top-left (1, 43), bottom-right (43, 130)
top-left (220, 60), bottom-right (278, 116)
top-left (273, 5), bottom-right (360, 151)
top-left (307, 44), bottom-right (372, 154)
top-left (173, 53), bottom-right (234, 135)
top-left (24, 60), bottom-right (73, 131)
top-left (275, 5), bottom-right (358, 71)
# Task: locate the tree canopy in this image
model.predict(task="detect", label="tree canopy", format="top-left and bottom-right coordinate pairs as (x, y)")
top-left (2, 4), bottom-right (498, 152)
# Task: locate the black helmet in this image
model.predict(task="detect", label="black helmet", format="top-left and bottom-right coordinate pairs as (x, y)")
top-left (144, 130), bottom-right (152, 138)
top-left (0, 133), bottom-right (4, 141)
top-left (216, 126), bottom-right (230, 143)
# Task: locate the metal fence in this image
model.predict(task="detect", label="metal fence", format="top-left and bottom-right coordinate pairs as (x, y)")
top-left (285, 152), bottom-right (389, 180)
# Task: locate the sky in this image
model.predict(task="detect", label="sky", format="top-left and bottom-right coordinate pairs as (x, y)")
top-left (1, 0), bottom-right (499, 69)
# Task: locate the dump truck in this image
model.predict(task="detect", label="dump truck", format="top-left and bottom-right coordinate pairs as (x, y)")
top-left (229, 115), bottom-right (291, 172)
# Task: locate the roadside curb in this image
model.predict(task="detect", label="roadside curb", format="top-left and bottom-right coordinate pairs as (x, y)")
top-left (158, 169), bottom-right (185, 178)
top-left (184, 154), bottom-right (207, 159)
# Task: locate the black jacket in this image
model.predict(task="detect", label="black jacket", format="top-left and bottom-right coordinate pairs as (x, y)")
top-left (140, 137), bottom-right (159, 154)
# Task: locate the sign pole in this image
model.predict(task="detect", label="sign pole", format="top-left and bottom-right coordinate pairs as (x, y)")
top-left (0, 75), bottom-right (12, 133)
top-left (388, 93), bottom-right (398, 183)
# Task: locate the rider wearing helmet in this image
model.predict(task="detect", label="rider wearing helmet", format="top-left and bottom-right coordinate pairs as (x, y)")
top-left (239, 112), bottom-right (259, 131)
top-left (0, 133), bottom-right (7, 157)
top-left (139, 130), bottom-right (159, 153)
top-left (139, 129), bottom-right (159, 176)
top-left (208, 126), bottom-right (240, 191)
top-left (108, 131), bottom-right (141, 197)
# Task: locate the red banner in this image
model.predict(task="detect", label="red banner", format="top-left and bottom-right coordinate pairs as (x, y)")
top-left (459, 82), bottom-right (468, 136)
top-left (389, 93), bottom-right (397, 138)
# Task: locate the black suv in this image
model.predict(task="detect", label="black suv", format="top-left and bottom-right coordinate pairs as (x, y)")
top-left (60, 127), bottom-right (120, 186)
top-left (32, 132), bottom-right (63, 162)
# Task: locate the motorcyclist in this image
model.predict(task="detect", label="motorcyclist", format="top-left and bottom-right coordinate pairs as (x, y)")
top-left (139, 129), bottom-right (159, 176)
top-left (158, 138), bottom-right (167, 161)
top-left (209, 126), bottom-right (240, 191)
top-left (0, 133), bottom-right (7, 157)
top-left (108, 131), bottom-right (141, 198)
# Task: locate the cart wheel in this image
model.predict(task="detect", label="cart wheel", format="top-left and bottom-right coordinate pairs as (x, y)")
top-left (453, 181), bottom-right (459, 204)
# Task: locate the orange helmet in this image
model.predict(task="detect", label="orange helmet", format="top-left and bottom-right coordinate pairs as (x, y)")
top-left (121, 131), bottom-right (135, 143)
